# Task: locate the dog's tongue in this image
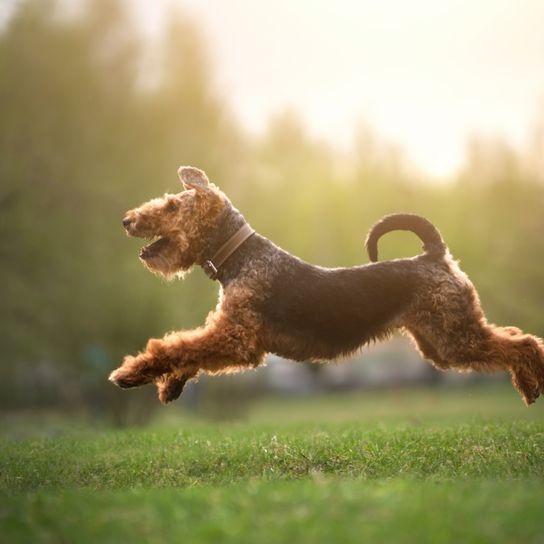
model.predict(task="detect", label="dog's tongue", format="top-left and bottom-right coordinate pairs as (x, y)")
top-left (140, 237), bottom-right (169, 260)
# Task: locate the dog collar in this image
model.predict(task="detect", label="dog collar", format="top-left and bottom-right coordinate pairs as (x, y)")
top-left (202, 223), bottom-right (255, 280)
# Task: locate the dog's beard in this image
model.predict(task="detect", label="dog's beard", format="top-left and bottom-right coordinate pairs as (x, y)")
top-left (139, 237), bottom-right (190, 280)
top-left (139, 236), bottom-right (169, 260)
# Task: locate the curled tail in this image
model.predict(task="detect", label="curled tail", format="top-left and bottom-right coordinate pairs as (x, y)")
top-left (365, 213), bottom-right (447, 262)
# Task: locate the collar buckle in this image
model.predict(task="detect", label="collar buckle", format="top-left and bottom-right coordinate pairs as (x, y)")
top-left (200, 223), bottom-right (255, 281)
top-left (202, 260), bottom-right (218, 280)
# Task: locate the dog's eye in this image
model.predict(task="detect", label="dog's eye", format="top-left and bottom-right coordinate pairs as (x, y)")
top-left (165, 200), bottom-right (178, 213)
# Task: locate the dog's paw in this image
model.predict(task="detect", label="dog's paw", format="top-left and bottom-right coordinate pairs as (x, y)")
top-left (511, 368), bottom-right (541, 406)
top-left (109, 366), bottom-right (139, 389)
top-left (156, 374), bottom-right (189, 404)
top-left (108, 355), bottom-right (154, 389)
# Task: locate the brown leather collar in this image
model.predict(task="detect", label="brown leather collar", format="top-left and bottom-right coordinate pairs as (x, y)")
top-left (201, 223), bottom-right (255, 280)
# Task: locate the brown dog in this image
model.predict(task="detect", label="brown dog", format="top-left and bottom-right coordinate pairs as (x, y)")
top-left (109, 166), bottom-right (544, 405)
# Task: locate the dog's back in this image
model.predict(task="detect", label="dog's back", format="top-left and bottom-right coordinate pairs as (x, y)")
top-left (256, 248), bottom-right (423, 361)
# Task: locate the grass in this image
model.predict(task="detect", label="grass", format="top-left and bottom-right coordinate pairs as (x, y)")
top-left (1, 384), bottom-right (544, 543)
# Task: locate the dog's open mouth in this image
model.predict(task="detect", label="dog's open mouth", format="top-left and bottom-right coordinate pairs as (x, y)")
top-left (139, 237), bottom-right (169, 260)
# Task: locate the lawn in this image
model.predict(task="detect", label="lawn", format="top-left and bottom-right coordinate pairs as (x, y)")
top-left (1, 385), bottom-right (544, 543)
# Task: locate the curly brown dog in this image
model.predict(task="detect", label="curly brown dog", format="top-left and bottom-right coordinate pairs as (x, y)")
top-left (109, 166), bottom-right (544, 405)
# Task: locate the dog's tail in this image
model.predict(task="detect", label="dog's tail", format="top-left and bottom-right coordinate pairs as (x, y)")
top-left (365, 213), bottom-right (447, 262)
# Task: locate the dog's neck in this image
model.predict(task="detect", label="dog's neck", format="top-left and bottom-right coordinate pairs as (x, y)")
top-left (198, 205), bottom-right (255, 283)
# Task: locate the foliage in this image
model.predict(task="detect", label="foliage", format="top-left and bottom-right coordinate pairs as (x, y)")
top-left (0, 0), bottom-right (543, 417)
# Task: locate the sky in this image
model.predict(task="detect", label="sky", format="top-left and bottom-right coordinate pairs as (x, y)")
top-left (11, 0), bottom-right (544, 179)
top-left (134, 0), bottom-right (544, 179)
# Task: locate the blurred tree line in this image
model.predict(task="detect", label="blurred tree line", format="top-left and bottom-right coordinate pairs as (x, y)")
top-left (0, 0), bottom-right (543, 420)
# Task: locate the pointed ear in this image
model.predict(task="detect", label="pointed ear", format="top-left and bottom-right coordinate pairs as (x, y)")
top-left (177, 166), bottom-right (210, 191)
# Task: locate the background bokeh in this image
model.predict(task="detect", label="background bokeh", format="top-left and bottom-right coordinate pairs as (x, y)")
top-left (1, 0), bottom-right (543, 425)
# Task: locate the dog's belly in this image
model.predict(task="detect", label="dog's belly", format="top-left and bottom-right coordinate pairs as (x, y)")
top-left (257, 258), bottom-right (421, 361)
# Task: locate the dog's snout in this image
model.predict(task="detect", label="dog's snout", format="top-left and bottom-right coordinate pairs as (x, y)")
top-left (122, 217), bottom-right (132, 229)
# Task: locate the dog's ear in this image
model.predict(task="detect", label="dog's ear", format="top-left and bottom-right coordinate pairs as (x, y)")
top-left (178, 166), bottom-right (210, 191)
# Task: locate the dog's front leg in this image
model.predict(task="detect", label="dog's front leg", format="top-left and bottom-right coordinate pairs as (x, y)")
top-left (109, 323), bottom-right (264, 399)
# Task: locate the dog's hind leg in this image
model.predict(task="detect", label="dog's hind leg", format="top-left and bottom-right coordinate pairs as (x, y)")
top-left (407, 329), bottom-right (450, 370)
top-left (499, 332), bottom-right (544, 405)
top-left (407, 319), bottom-right (544, 405)
top-left (454, 328), bottom-right (544, 404)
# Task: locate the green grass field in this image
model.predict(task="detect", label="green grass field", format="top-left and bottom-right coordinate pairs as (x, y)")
top-left (1, 385), bottom-right (544, 543)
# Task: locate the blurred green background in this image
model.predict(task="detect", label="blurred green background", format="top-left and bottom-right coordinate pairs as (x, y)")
top-left (1, 0), bottom-right (544, 426)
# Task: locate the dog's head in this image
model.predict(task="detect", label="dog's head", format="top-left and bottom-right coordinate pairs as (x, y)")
top-left (122, 166), bottom-right (227, 279)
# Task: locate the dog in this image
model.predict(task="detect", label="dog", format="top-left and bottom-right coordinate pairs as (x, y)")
top-left (109, 166), bottom-right (544, 405)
